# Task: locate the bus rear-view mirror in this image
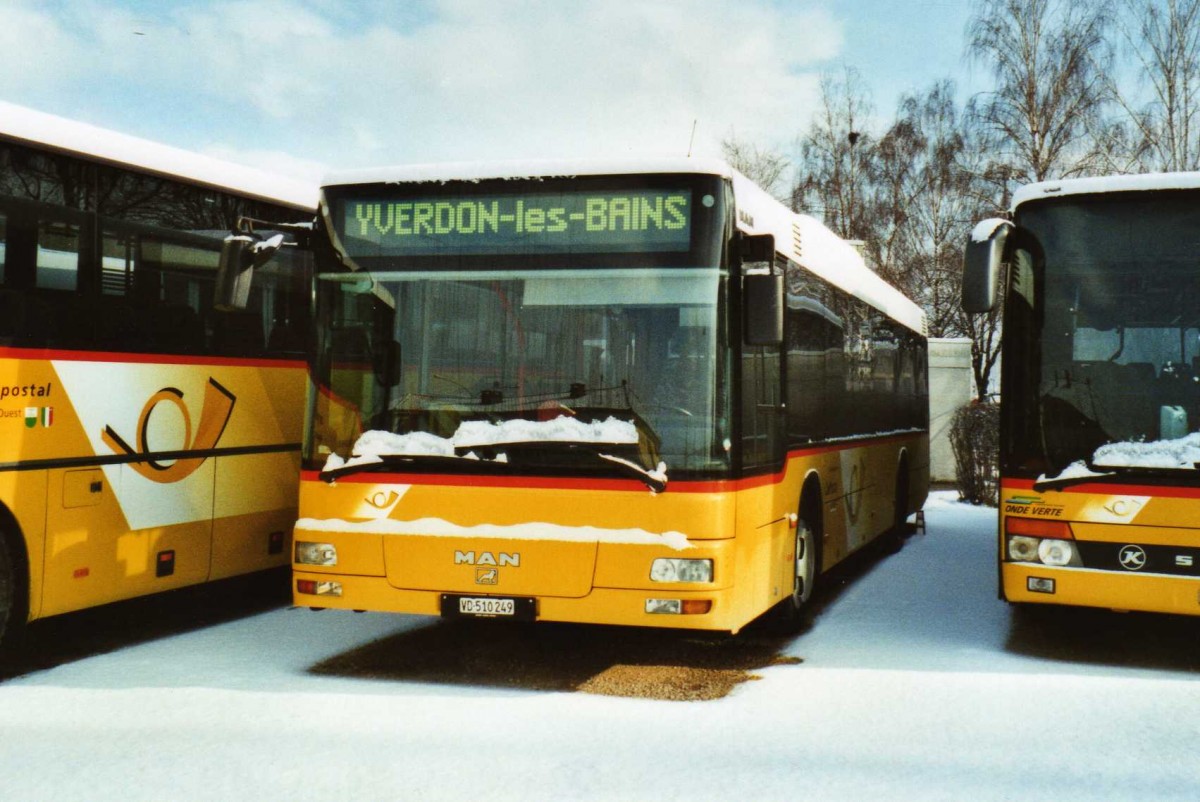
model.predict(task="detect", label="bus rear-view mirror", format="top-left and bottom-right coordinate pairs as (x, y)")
top-left (962, 219), bottom-right (1012, 314)
top-left (214, 233), bottom-right (285, 312)
top-left (744, 272), bottom-right (783, 346)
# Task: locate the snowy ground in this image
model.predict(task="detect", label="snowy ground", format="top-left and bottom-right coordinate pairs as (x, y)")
top-left (2, 492), bottom-right (1200, 801)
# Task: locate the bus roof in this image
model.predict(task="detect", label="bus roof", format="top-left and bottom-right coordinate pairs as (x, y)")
top-left (0, 100), bottom-right (318, 211)
top-left (321, 157), bottom-right (736, 187)
top-left (322, 157), bottom-right (927, 336)
top-left (1012, 171), bottom-right (1200, 209)
top-left (729, 171), bottom-right (927, 336)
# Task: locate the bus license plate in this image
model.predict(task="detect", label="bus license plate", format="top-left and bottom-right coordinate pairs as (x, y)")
top-left (442, 595), bottom-right (536, 620)
top-left (456, 597), bottom-right (513, 619)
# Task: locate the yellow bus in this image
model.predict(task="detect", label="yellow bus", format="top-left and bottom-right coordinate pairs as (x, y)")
top-left (285, 159), bottom-right (928, 634)
top-left (965, 172), bottom-right (1200, 616)
top-left (0, 102), bottom-right (316, 649)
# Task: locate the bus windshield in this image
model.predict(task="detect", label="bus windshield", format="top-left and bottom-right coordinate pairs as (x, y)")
top-left (307, 174), bottom-right (731, 481)
top-left (1010, 191), bottom-right (1200, 477)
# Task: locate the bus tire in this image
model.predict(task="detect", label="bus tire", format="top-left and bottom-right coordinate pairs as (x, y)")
top-left (0, 530), bottom-right (22, 651)
top-left (770, 493), bottom-right (821, 633)
top-left (885, 463), bottom-right (910, 554)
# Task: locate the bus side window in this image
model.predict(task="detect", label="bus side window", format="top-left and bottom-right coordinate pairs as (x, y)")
top-left (35, 218), bottom-right (81, 292)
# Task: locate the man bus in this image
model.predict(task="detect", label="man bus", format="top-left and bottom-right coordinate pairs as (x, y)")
top-left (965, 172), bottom-right (1200, 616)
top-left (274, 159), bottom-right (927, 634)
top-left (0, 102), bottom-right (316, 649)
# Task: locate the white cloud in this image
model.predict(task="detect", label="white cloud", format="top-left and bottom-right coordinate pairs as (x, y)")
top-left (0, 0), bottom-right (843, 171)
top-left (0, 3), bottom-right (80, 89)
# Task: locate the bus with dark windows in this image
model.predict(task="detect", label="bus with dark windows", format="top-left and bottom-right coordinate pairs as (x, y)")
top-left (245, 158), bottom-right (929, 634)
top-left (0, 102), bottom-right (315, 649)
top-left (965, 171), bottom-right (1200, 616)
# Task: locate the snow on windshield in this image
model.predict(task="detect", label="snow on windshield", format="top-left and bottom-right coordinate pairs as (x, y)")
top-left (1093, 432), bottom-right (1200, 469)
top-left (324, 415), bottom-right (640, 471)
top-left (1036, 434), bottom-right (1200, 483)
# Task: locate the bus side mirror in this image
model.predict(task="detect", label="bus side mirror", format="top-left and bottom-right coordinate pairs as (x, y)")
top-left (214, 233), bottom-right (285, 312)
top-left (739, 232), bottom-right (782, 346)
top-left (962, 219), bottom-right (1012, 313)
top-left (738, 232), bottom-right (775, 264)
top-left (744, 272), bottom-right (783, 346)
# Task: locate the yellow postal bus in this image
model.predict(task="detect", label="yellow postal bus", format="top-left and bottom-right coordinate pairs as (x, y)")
top-left (966, 172), bottom-right (1200, 616)
top-left (0, 103), bottom-right (315, 648)
top-left (286, 159), bottom-right (928, 633)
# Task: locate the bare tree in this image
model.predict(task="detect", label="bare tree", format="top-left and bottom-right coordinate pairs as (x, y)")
top-left (955, 94), bottom-right (1009, 399)
top-left (889, 82), bottom-right (989, 340)
top-left (793, 65), bottom-right (874, 242)
top-left (720, 135), bottom-right (791, 202)
top-left (968, 0), bottom-right (1114, 183)
top-left (864, 108), bottom-right (922, 291)
top-left (1109, 0), bottom-right (1200, 171)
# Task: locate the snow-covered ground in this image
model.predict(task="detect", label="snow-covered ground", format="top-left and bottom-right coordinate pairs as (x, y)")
top-left (2, 492), bottom-right (1200, 801)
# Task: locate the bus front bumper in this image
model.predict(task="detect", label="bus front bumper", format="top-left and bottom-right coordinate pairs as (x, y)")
top-left (293, 571), bottom-right (752, 632)
top-left (1003, 563), bottom-right (1200, 615)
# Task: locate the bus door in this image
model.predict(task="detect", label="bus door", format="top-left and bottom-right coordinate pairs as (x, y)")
top-left (40, 219), bottom-right (222, 616)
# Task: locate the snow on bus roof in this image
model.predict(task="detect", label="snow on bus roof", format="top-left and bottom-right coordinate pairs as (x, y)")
top-left (321, 156), bottom-right (735, 187)
top-left (0, 100), bottom-right (317, 211)
top-left (1012, 170), bottom-right (1200, 209)
top-left (729, 171), bottom-right (927, 335)
top-left (323, 157), bottom-right (926, 335)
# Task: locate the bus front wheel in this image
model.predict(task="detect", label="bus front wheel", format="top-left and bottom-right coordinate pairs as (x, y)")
top-left (770, 514), bottom-right (819, 633)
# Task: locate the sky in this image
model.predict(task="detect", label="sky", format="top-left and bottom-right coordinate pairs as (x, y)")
top-left (0, 0), bottom-right (980, 184)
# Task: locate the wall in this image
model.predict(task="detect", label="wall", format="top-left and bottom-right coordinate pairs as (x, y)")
top-left (928, 338), bottom-right (974, 483)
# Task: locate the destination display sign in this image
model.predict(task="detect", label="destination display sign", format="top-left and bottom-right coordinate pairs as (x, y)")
top-left (340, 189), bottom-right (694, 256)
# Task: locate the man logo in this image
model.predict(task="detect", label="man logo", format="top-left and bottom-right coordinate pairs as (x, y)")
top-left (454, 550), bottom-right (520, 567)
top-left (476, 568), bottom-right (499, 585)
top-left (1119, 544), bottom-right (1147, 571)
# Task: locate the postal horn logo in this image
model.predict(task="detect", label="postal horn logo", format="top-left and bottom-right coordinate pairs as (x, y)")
top-left (101, 378), bottom-right (236, 483)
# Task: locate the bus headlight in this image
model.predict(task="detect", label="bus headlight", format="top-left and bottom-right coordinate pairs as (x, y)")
top-left (1037, 538), bottom-right (1076, 567)
top-left (1008, 536), bottom-right (1040, 562)
top-left (650, 558), bottom-right (713, 583)
top-left (295, 541), bottom-right (338, 566)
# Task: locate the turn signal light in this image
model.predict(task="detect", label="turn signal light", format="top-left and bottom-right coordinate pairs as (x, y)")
top-left (297, 579), bottom-right (342, 597)
top-left (645, 598), bottom-right (712, 615)
top-left (1005, 517), bottom-right (1073, 540)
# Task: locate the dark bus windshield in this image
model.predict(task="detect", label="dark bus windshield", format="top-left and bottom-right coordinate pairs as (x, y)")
top-left (307, 173), bottom-right (732, 480)
top-left (1005, 190), bottom-right (1200, 477)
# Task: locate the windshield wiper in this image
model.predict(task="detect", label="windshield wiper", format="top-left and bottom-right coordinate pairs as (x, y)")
top-left (597, 452), bottom-right (668, 493)
top-left (465, 440), bottom-right (668, 493)
top-left (319, 452), bottom-right (470, 483)
top-left (1032, 469), bottom-right (1114, 492)
top-left (318, 441), bottom-right (669, 492)
top-left (1033, 462), bottom-right (1200, 492)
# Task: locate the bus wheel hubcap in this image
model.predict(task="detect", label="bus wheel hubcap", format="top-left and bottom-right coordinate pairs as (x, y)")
top-left (795, 523), bottom-right (812, 603)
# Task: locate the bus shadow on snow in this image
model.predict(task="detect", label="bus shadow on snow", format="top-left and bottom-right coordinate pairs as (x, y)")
top-left (309, 618), bottom-right (800, 702)
top-left (1004, 604), bottom-right (1200, 674)
top-left (0, 569), bottom-right (291, 683)
top-left (306, 535), bottom-right (911, 701)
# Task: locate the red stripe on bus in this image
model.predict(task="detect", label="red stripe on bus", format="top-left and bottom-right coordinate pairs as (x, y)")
top-left (302, 431), bottom-right (925, 493)
top-left (1002, 477), bottom-right (1200, 500)
top-left (0, 346), bottom-right (305, 370)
